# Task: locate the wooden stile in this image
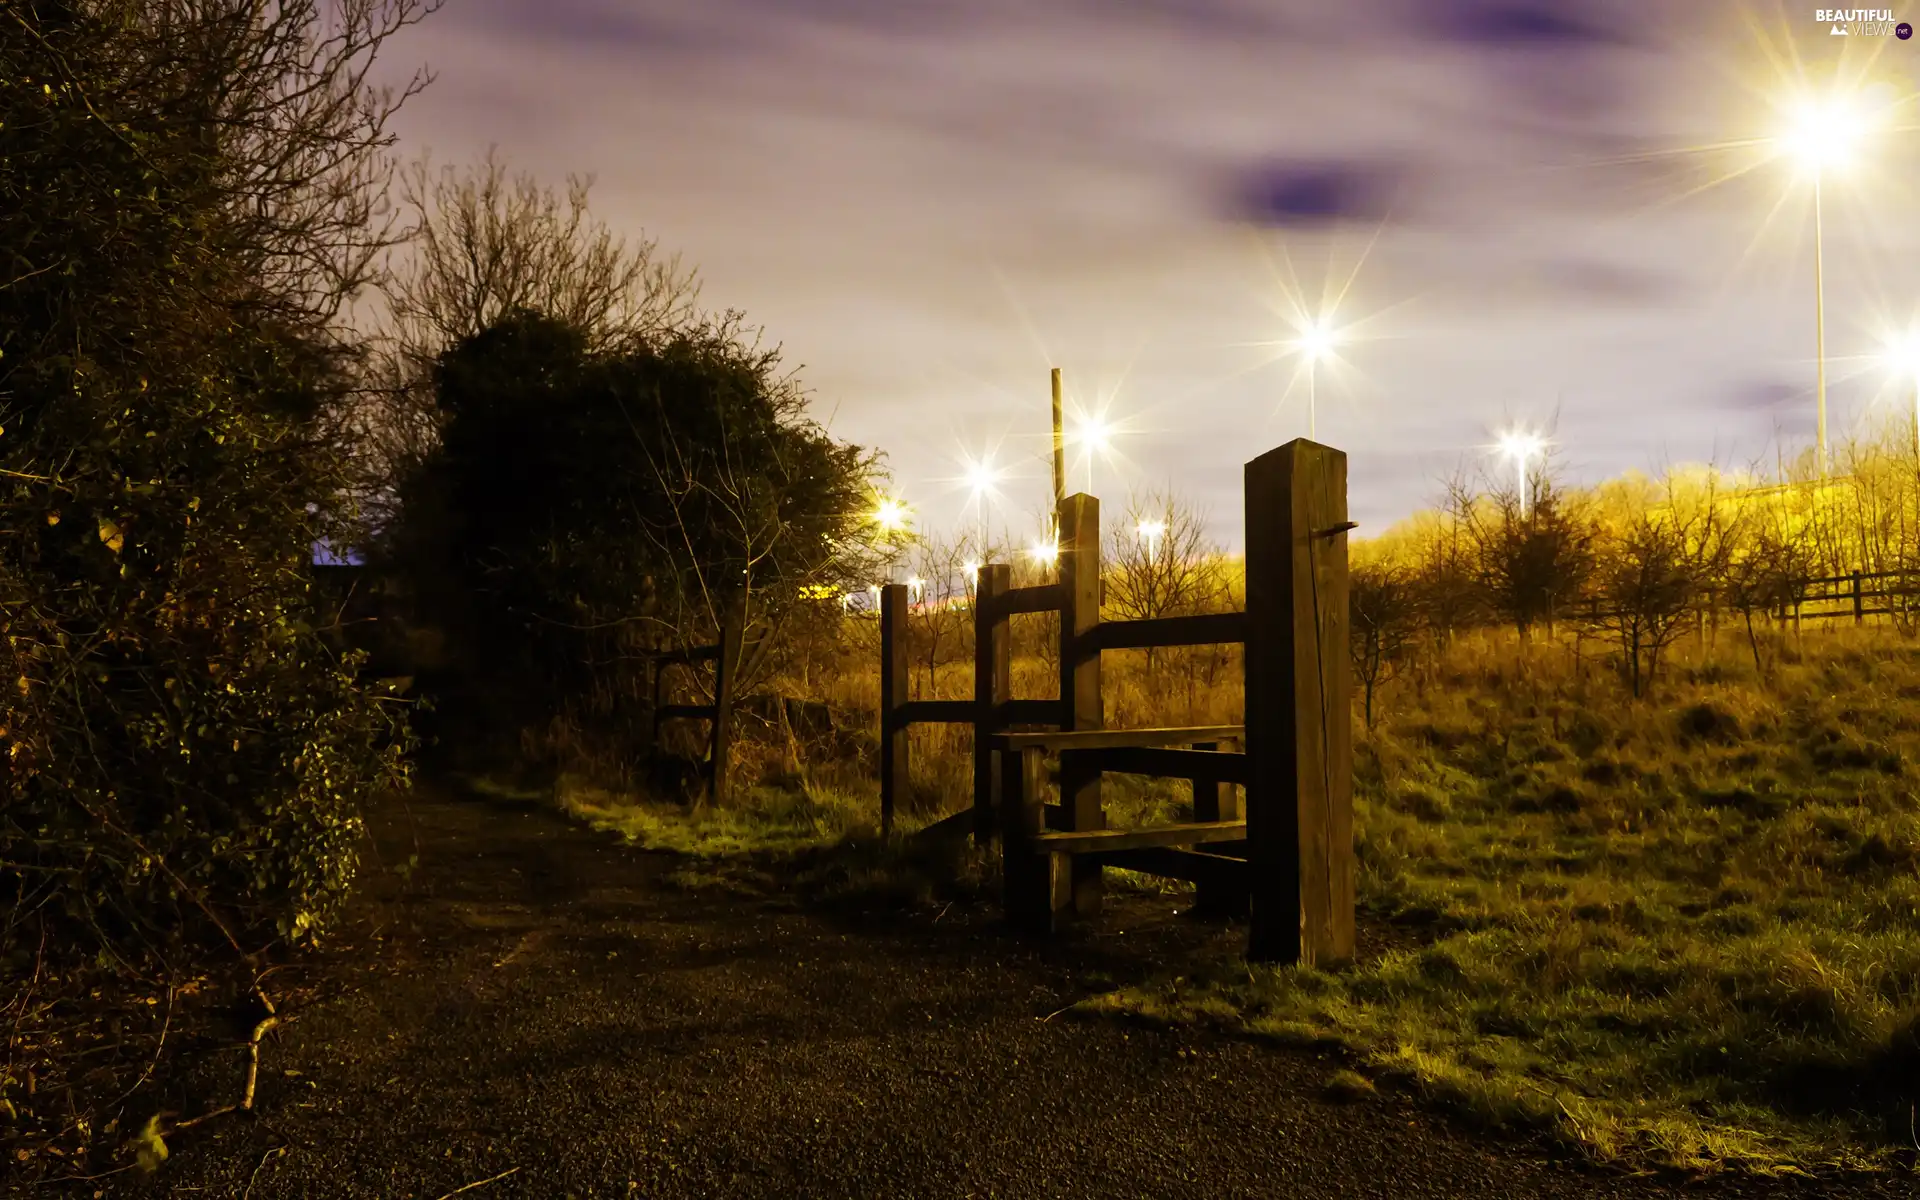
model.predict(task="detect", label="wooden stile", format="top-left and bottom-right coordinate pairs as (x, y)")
top-left (710, 592), bottom-right (745, 806)
top-left (878, 582), bottom-right (910, 837)
top-left (1057, 493), bottom-right (1105, 917)
top-left (973, 563), bottom-right (1012, 840)
top-left (1244, 440), bottom-right (1355, 967)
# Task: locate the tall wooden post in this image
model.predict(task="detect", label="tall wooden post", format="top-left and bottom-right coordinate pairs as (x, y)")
top-left (879, 582), bottom-right (910, 837)
top-left (1244, 440), bottom-right (1355, 967)
top-left (710, 593), bottom-right (745, 806)
top-left (972, 563), bottom-right (1011, 841)
top-left (1051, 368), bottom-right (1066, 514)
top-left (1057, 493), bottom-right (1104, 916)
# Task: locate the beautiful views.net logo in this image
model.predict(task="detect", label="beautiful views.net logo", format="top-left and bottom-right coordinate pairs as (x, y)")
top-left (1814, 7), bottom-right (1905, 35)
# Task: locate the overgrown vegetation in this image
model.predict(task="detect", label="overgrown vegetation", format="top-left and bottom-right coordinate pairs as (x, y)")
top-left (2, 0), bottom-right (435, 1173)
top-left (1083, 628), bottom-right (1920, 1173)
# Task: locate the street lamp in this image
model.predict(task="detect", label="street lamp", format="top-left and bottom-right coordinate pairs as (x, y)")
top-left (1294, 316), bottom-right (1340, 441)
top-left (1499, 430), bottom-right (1546, 519)
top-left (872, 496), bottom-right (909, 535)
top-left (964, 457), bottom-right (1000, 554)
top-left (1885, 330), bottom-right (1920, 461)
top-left (1137, 518), bottom-right (1166, 562)
top-left (1072, 416), bottom-right (1112, 494)
top-left (1772, 87), bottom-right (1884, 476)
top-left (1031, 536), bottom-right (1059, 567)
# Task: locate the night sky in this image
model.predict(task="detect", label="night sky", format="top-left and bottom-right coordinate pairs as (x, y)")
top-left (368, 1), bottom-right (1920, 547)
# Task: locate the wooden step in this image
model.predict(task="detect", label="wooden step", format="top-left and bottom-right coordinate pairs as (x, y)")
top-left (988, 725), bottom-right (1242, 752)
top-left (1027, 820), bottom-right (1246, 855)
top-left (1091, 845), bottom-right (1250, 888)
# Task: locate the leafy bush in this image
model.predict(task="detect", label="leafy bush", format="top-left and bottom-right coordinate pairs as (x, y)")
top-left (1, 0), bottom-right (421, 963)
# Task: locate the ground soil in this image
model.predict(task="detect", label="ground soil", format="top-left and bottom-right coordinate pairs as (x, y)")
top-left (44, 782), bottom-right (1920, 1199)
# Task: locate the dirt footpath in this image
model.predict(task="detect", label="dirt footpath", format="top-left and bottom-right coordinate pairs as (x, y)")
top-left (90, 785), bottom-right (1914, 1199)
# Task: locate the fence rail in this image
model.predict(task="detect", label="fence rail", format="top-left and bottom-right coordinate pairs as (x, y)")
top-left (875, 438), bottom-right (1356, 967)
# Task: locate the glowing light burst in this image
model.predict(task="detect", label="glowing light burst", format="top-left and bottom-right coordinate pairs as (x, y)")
top-left (1568, 18), bottom-right (1919, 475)
top-left (1030, 536), bottom-right (1059, 567)
top-left (871, 496), bottom-right (910, 534)
top-left (1235, 219), bottom-right (1403, 441)
top-left (1497, 430), bottom-right (1548, 519)
top-left (1136, 519), bottom-right (1167, 560)
top-left (1884, 329), bottom-right (1920, 381)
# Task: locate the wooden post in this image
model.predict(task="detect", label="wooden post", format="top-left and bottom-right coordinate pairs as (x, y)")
top-left (1057, 493), bottom-right (1104, 916)
top-left (1001, 746), bottom-right (1068, 932)
top-left (710, 593), bottom-right (745, 806)
top-left (1852, 571), bottom-right (1864, 624)
top-left (1191, 740), bottom-right (1247, 916)
top-left (879, 582), bottom-right (910, 837)
top-left (1051, 368), bottom-right (1066, 514)
top-left (1244, 440), bottom-right (1355, 967)
top-left (972, 564), bottom-right (1012, 842)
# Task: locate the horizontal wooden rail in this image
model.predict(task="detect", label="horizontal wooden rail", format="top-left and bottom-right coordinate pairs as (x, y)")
top-left (655, 703), bottom-right (716, 722)
top-left (1091, 845), bottom-right (1249, 888)
top-left (989, 725), bottom-right (1242, 752)
top-left (1090, 611), bottom-right (1247, 651)
top-left (995, 583), bottom-right (1065, 616)
top-left (999, 698), bottom-right (1065, 726)
top-left (1062, 745), bottom-right (1248, 785)
top-left (899, 699), bottom-right (974, 725)
top-left (1030, 820), bottom-right (1247, 855)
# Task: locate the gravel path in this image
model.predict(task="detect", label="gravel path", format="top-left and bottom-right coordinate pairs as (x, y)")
top-left (93, 785), bottom-right (1915, 1200)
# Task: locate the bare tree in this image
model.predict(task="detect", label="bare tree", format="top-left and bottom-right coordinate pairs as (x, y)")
top-left (1349, 561), bottom-right (1421, 727)
top-left (1449, 463), bottom-right (1596, 644)
top-left (384, 147), bottom-right (702, 358)
top-left (351, 147), bottom-right (704, 530)
top-left (1103, 489), bottom-right (1225, 686)
top-left (1586, 473), bottom-right (1740, 698)
top-left (905, 533), bottom-right (979, 699)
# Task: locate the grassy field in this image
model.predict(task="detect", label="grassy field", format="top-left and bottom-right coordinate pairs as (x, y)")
top-left (1087, 627), bottom-right (1920, 1174)
top-left (534, 618), bottom-right (1920, 1175)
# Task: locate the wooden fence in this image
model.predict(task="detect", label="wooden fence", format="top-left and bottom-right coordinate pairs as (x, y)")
top-left (647, 594), bottom-right (747, 805)
top-left (877, 439), bottom-right (1356, 967)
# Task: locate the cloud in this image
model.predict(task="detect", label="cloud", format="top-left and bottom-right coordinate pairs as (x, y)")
top-left (360, 1), bottom-right (1912, 545)
top-left (1422, 0), bottom-right (1632, 50)
top-left (1228, 160), bottom-right (1406, 227)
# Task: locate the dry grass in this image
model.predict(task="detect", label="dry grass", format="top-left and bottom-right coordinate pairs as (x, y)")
top-left (533, 602), bottom-right (1920, 1175)
top-left (1084, 623), bottom-right (1920, 1175)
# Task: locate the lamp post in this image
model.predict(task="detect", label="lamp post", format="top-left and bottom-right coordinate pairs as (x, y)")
top-left (1886, 332), bottom-right (1920, 463)
top-left (965, 457), bottom-right (1000, 557)
top-left (1137, 518), bottom-right (1166, 563)
top-left (1295, 317), bottom-right (1338, 441)
top-left (1499, 431), bottom-right (1545, 519)
top-left (1774, 91), bottom-right (1879, 477)
top-left (1074, 415), bottom-right (1112, 494)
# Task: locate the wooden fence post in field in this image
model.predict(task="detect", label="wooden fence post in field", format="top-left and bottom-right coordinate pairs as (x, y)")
top-left (710, 592), bottom-right (745, 806)
top-left (1057, 492), bottom-right (1105, 916)
top-left (879, 582), bottom-right (910, 837)
top-left (973, 563), bottom-right (1012, 841)
top-left (1853, 571), bottom-right (1864, 624)
top-left (1244, 440), bottom-right (1356, 967)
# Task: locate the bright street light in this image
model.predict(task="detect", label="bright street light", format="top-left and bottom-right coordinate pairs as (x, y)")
top-left (1770, 85), bottom-right (1892, 475)
top-left (1498, 430), bottom-right (1546, 519)
top-left (1885, 330), bottom-right (1920, 460)
top-left (1136, 518), bottom-right (1166, 561)
top-left (1071, 416), bottom-right (1113, 493)
top-left (963, 455), bottom-right (1001, 550)
top-left (1030, 536), bottom-right (1059, 567)
top-left (1290, 313), bottom-right (1344, 440)
top-left (872, 496), bottom-right (909, 534)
